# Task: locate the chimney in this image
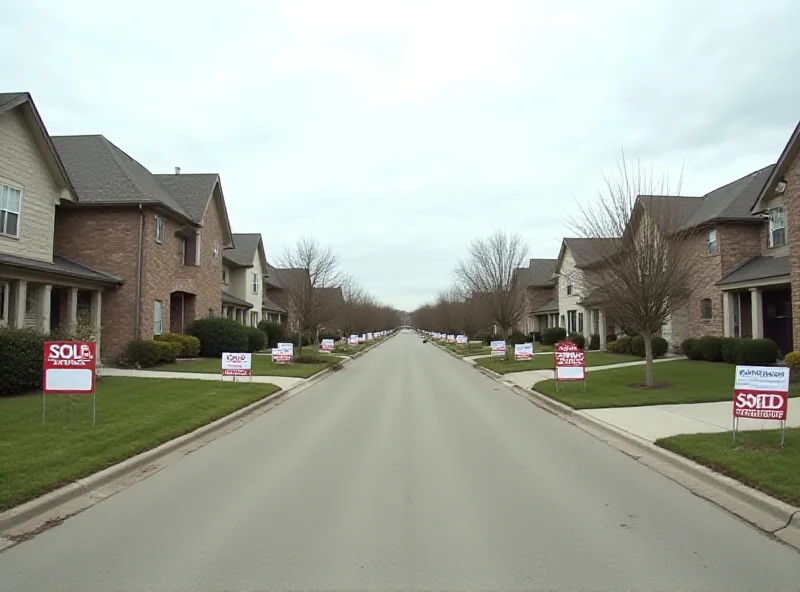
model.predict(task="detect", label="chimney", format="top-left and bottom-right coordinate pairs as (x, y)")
top-left (175, 167), bottom-right (181, 175)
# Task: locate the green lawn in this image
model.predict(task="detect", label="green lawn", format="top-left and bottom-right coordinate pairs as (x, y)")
top-left (476, 351), bottom-right (640, 374)
top-left (534, 360), bottom-right (800, 409)
top-left (0, 377), bottom-right (280, 511)
top-left (658, 428), bottom-right (800, 507)
top-left (155, 353), bottom-right (342, 378)
top-left (445, 344), bottom-right (492, 357)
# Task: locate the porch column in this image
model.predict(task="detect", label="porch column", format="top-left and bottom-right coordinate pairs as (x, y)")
top-left (37, 284), bottom-right (52, 334)
top-left (598, 309), bottom-right (607, 350)
top-left (750, 288), bottom-right (764, 339)
top-left (722, 291), bottom-right (734, 337)
top-left (67, 287), bottom-right (79, 328)
top-left (12, 280), bottom-right (26, 329)
top-left (91, 290), bottom-right (102, 355)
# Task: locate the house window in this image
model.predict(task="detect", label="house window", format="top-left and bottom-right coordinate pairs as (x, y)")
top-left (179, 237), bottom-right (187, 263)
top-left (566, 275), bottom-right (573, 296)
top-left (578, 312), bottom-right (584, 334)
top-left (732, 293), bottom-right (741, 338)
top-left (560, 314), bottom-right (565, 328)
top-left (222, 268), bottom-right (227, 284)
top-left (155, 216), bottom-right (165, 244)
top-left (213, 241), bottom-right (219, 258)
top-left (707, 227), bottom-right (717, 254)
top-left (195, 232), bottom-right (201, 265)
top-left (208, 308), bottom-right (215, 317)
top-left (769, 206), bottom-right (786, 247)
top-left (0, 183), bottom-right (22, 237)
top-left (250, 311), bottom-right (258, 327)
top-left (252, 273), bottom-right (259, 295)
top-left (567, 310), bottom-right (577, 333)
top-left (700, 298), bottom-right (712, 320)
top-left (154, 300), bottom-right (163, 335)
top-left (592, 310), bottom-right (600, 335)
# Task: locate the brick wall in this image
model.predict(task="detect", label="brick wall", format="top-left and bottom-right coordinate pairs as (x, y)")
top-left (54, 206), bottom-right (141, 360)
top-left (685, 228), bottom-right (724, 337)
top-left (785, 154), bottom-right (800, 349)
top-left (719, 223), bottom-right (762, 277)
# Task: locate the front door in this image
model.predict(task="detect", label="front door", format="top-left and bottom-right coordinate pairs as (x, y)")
top-left (762, 287), bottom-right (792, 355)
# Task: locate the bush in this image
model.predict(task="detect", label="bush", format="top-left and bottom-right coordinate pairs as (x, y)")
top-left (607, 335), bottom-right (632, 354)
top-left (153, 340), bottom-right (180, 363)
top-left (155, 333), bottom-right (201, 358)
top-left (588, 334), bottom-right (600, 350)
top-left (735, 339), bottom-right (779, 366)
top-left (0, 328), bottom-right (46, 396)
top-left (187, 317), bottom-right (248, 358)
top-left (721, 337), bottom-right (739, 364)
top-left (507, 331), bottom-right (529, 345)
top-left (542, 327), bottom-right (566, 345)
top-left (123, 339), bottom-right (162, 368)
top-left (258, 320), bottom-right (285, 348)
top-left (606, 333), bottom-right (618, 343)
top-left (681, 338), bottom-right (701, 360)
top-left (630, 335), bottom-right (668, 358)
top-left (567, 332), bottom-right (586, 349)
top-left (784, 351), bottom-right (800, 381)
top-left (697, 336), bottom-right (723, 362)
top-left (245, 327), bottom-right (266, 352)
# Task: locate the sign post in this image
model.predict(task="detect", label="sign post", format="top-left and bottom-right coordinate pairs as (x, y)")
top-left (221, 352), bottom-right (253, 386)
top-left (43, 341), bottom-right (98, 426)
top-left (554, 340), bottom-right (586, 392)
top-left (732, 365), bottom-right (790, 446)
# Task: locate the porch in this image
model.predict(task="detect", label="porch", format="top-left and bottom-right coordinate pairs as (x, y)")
top-left (222, 290), bottom-right (253, 325)
top-left (262, 293), bottom-right (286, 325)
top-left (531, 297), bottom-right (559, 339)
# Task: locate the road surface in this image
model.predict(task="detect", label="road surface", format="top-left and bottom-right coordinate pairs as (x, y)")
top-left (1, 331), bottom-right (798, 591)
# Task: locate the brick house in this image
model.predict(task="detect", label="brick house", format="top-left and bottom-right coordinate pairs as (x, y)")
top-left (0, 93), bottom-right (121, 347)
top-left (51, 135), bottom-right (235, 361)
top-left (516, 258), bottom-right (558, 337)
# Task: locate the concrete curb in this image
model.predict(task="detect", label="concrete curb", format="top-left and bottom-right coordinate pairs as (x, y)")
top-left (0, 336), bottom-right (394, 533)
top-left (472, 364), bottom-right (800, 549)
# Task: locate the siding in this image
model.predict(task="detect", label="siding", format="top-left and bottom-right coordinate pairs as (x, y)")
top-left (245, 250), bottom-right (264, 323)
top-left (557, 248), bottom-right (588, 334)
top-left (0, 108), bottom-right (62, 262)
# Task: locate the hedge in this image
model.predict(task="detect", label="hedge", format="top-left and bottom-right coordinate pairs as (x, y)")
top-left (0, 328), bottom-right (46, 396)
top-left (187, 317), bottom-right (248, 358)
top-left (155, 333), bottom-right (201, 358)
top-left (244, 326), bottom-right (266, 352)
top-left (567, 332), bottom-right (586, 349)
top-left (607, 335), bottom-right (632, 354)
top-left (507, 331), bottom-right (530, 345)
top-left (681, 336), bottom-right (779, 365)
top-left (123, 339), bottom-right (163, 368)
top-left (258, 320), bottom-right (285, 348)
top-left (588, 334), bottom-right (600, 350)
top-left (630, 335), bottom-right (668, 358)
top-left (542, 327), bottom-right (566, 345)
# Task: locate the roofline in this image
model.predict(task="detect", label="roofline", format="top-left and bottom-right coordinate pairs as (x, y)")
top-left (0, 257), bottom-right (124, 286)
top-left (751, 121), bottom-right (800, 214)
top-left (0, 93), bottom-right (79, 202)
top-left (59, 200), bottom-right (199, 226)
top-left (202, 176), bottom-right (235, 248)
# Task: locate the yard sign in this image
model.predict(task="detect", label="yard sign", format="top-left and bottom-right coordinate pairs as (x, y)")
top-left (348, 334), bottom-right (359, 345)
top-left (555, 340), bottom-right (585, 389)
top-left (43, 341), bottom-right (97, 425)
top-left (456, 335), bottom-right (468, 345)
top-left (490, 340), bottom-right (506, 356)
top-left (321, 338), bottom-right (335, 353)
top-left (514, 343), bottom-right (533, 361)
top-left (221, 352), bottom-right (252, 385)
top-left (272, 342), bottom-right (294, 364)
top-left (732, 365), bottom-right (790, 446)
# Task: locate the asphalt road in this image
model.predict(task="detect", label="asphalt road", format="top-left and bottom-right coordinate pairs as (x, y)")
top-left (1, 331), bottom-right (799, 591)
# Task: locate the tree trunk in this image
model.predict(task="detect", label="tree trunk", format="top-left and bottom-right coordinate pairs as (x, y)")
top-left (503, 326), bottom-right (512, 361)
top-left (643, 332), bottom-right (654, 388)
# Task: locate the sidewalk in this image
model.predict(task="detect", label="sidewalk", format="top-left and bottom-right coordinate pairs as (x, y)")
top-left (98, 367), bottom-right (303, 391)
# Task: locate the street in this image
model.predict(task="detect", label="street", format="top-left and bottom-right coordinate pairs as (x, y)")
top-left (0, 331), bottom-right (799, 591)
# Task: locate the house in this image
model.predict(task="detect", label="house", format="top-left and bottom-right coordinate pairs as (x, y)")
top-left (221, 233), bottom-right (275, 327)
top-left (516, 258), bottom-right (557, 337)
top-left (0, 93), bottom-right (121, 349)
top-left (553, 238), bottom-right (618, 346)
top-left (51, 134), bottom-right (235, 360)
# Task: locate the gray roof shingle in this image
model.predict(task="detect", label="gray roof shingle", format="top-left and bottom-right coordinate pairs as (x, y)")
top-left (52, 135), bottom-right (193, 221)
top-left (637, 195), bottom-right (705, 233)
top-left (221, 290), bottom-right (253, 308)
top-left (261, 294), bottom-right (286, 313)
top-left (527, 258), bottom-right (557, 286)
top-left (0, 253), bottom-right (122, 285)
top-left (564, 238), bottom-right (620, 268)
top-left (223, 233), bottom-right (261, 267)
top-left (154, 173), bottom-right (219, 224)
top-left (716, 256), bottom-right (790, 286)
top-left (0, 93), bottom-right (26, 110)
top-left (532, 296), bottom-right (558, 314)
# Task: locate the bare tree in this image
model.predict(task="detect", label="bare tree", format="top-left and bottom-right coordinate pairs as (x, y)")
top-left (277, 237), bottom-right (344, 352)
top-left (568, 154), bottom-right (702, 387)
top-left (455, 230), bottom-right (528, 353)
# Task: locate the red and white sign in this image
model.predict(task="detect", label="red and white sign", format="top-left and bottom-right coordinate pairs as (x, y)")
top-left (514, 343), bottom-right (533, 361)
top-left (43, 341), bottom-right (97, 394)
top-left (321, 338), bottom-right (334, 353)
top-left (555, 340), bottom-right (585, 381)
top-left (222, 352), bottom-right (252, 376)
top-left (271, 342), bottom-right (294, 364)
top-left (490, 340), bottom-right (506, 356)
top-left (733, 366), bottom-right (790, 421)
top-left (348, 335), bottom-right (359, 345)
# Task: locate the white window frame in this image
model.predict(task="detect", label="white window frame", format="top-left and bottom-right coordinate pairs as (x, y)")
top-left (222, 268), bottom-right (227, 285)
top-left (250, 311), bottom-right (258, 327)
top-left (0, 183), bottom-right (23, 238)
top-left (566, 275), bottom-right (573, 296)
top-left (179, 236), bottom-right (187, 264)
top-left (154, 300), bottom-right (163, 336)
top-left (700, 298), bottom-right (712, 320)
top-left (194, 231), bottom-right (201, 265)
top-left (252, 273), bottom-right (259, 294)
top-left (707, 227), bottom-right (717, 254)
top-left (155, 216), bottom-right (165, 244)
top-left (768, 206), bottom-right (786, 247)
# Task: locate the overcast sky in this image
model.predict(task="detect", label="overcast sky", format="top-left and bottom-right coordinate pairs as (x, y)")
top-left (2, 0), bottom-right (799, 311)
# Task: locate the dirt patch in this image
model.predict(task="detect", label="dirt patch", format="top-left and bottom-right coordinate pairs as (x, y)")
top-left (628, 382), bottom-right (672, 389)
top-left (330, 363), bottom-right (344, 372)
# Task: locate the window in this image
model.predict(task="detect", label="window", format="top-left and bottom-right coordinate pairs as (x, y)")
top-left (578, 312), bottom-right (584, 334)
top-left (222, 268), bottom-right (227, 284)
top-left (213, 242), bottom-right (219, 258)
top-left (560, 314), bottom-right (565, 328)
top-left (179, 237), bottom-right (187, 263)
top-left (592, 310), bottom-right (600, 335)
top-left (195, 232), bottom-right (201, 265)
top-left (208, 308), bottom-right (215, 317)
top-left (700, 298), bottom-right (712, 320)
top-left (567, 310), bottom-right (577, 332)
top-left (0, 183), bottom-right (22, 237)
top-left (566, 275), bottom-right (573, 296)
top-left (154, 300), bottom-right (163, 335)
top-left (707, 227), bottom-right (717, 255)
top-left (252, 273), bottom-right (259, 294)
top-left (155, 216), bottom-right (165, 243)
top-left (250, 311), bottom-right (258, 327)
top-left (769, 206), bottom-right (786, 247)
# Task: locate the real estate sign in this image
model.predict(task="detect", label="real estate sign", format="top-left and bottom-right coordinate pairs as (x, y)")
top-left (348, 335), bottom-right (359, 345)
top-left (733, 366), bottom-right (789, 421)
top-left (555, 340), bottom-right (585, 381)
top-left (490, 340), bottom-right (506, 356)
top-left (321, 338), bottom-right (335, 353)
top-left (456, 335), bottom-right (468, 345)
top-left (222, 352), bottom-right (252, 377)
top-left (272, 342), bottom-right (294, 364)
top-left (43, 341), bottom-right (97, 395)
top-left (514, 343), bottom-right (533, 361)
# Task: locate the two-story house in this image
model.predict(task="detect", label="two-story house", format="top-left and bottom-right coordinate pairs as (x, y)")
top-left (0, 93), bottom-right (121, 348)
top-left (51, 134), bottom-right (236, 360)
top-left (221, 232), bottom-right (277, 327)
top-left (516, 258), bottom-right (557, 337)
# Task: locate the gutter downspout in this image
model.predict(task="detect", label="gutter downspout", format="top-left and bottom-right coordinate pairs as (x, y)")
top-left (135, 204), bottom-right (144, 339)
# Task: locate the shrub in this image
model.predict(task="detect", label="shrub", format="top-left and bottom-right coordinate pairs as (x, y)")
top-left (258, 320), bottom-right (285, 348)
top-left (697, 336), bottom-right (723, 362)
top-left (542, 327), bottom-right (566, 345)
top-left (155, 333), bottom-right (201, 358)
top-left (123, 339), bottom-right (162, 368)
top-left (567, 332), bottom-right (586, 349)
top-left (588, 334), bottom-right (600, 350)
top-left (784, 351), bottom-right (800, 381)
top-left (0, 328), bottom-right (46, 396)
top-left (245, 327), bottom-right (266, 352)
top-left (507, 331), bottom-right (529, 345)
top-left (735, 339), bottom-right (779, 366)
top-left (606, 333), bottom-right (618, 343)
top-left (720, 337), bottom-right (739, 364)
top-left (630, 335), bottom-right (668, 358)
top-left (153, 340), bottom-right (180, 363)
top-left (607, 335), bottom-right (632, 354)
top-left (187, 317), bottom-right (248, 358)
top-left (681, 338), bottom-right (701, 360)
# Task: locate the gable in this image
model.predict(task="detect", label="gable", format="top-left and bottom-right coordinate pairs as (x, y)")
top-left (752, 121), bottom-right (800, 214)
top-left (202, 179), bottom-right (234, 247)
